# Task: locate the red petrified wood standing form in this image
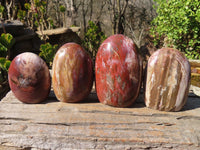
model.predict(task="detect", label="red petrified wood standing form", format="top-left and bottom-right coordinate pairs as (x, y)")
top-left (8, 52), bottom-right (51, 104)
top-left (145, 48), bottom-right (191, 111)
top-left (95, 34), bottom-right (142, 107)
top-left (52, 43), bottom-right (93, 103)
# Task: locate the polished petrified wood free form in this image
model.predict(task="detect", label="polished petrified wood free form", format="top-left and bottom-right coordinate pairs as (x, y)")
top-left (52, 43), bottom-right (93, 103)
top-left (95, 34), bottom-right (142, 107)
top-left (145, 48), bottom-right (191, 111)
top-left (8, 52), bottom-right (51, 104)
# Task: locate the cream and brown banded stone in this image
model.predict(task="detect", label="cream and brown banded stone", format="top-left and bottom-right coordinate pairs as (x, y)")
top-left (145, 48), bottom-right (191, 111)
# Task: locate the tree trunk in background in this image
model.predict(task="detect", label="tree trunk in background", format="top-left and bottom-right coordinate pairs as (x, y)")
top-left (6, 0), bottom-right (13, 20)
top-left (89, 0), bottom-right (93, 21)
top-left (81, 0), bottom-right (89, 34)
top-left (107, 0), bottom-right (128, 35)
top-left (70, 0), bottom-right (75, 25)
top-left (116, 0), bottom-right (128, 34)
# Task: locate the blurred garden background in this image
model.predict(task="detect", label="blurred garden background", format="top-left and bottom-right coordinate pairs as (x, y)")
top-left (1, 0), bottom-right (200, 61)
top-left (0, 0), bottom-right (157, 63)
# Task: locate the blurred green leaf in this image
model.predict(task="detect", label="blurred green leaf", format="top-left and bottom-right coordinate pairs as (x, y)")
top-left (0, 43), bottom-right (8, 57)
top-left (83, 20), bottom-right (107, 61)
top-left (0, 33), bottom-right (15, 49)
top-left (0, 5), bottom-right (4, 13)
top-left (17, 10), bottom-right (27, 20)
top-left (0, 57), bottom-right (10, 71)
top-left (59, 5), bottom-right (66, 13)
top-left (39, 43), bottom-right (58, 67)
top-left (4, 60), bottom-right (11, 71)
top-left (24, 3), bottom-right (31, 10)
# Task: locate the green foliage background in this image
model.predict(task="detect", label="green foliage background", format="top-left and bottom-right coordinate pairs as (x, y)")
top-left (39, 43), bottom-right (58, 67)
top-left (83, 21), bottom-right (107, 62)
top-left (151, 0), bottom-right (200, 59)
top-left (0, 33), bottom-right (15, 83)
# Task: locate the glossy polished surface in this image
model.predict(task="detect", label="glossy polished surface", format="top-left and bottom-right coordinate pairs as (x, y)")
top-left (95, 34), bottom-right (142, 107)
top-left (52, 43), bottom-right (93, 103)
top-left (145, 48), bottom-right (191, 111)
top-left (8, 52), bottom-right (51, 103)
